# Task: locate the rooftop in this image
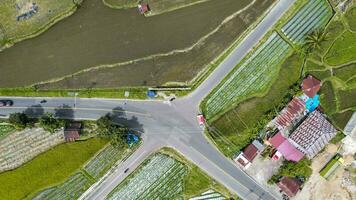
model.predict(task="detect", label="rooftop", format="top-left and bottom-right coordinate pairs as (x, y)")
top-left (272, 97), bottom-right (306, 131)
top-left (301, 75), bottom-right (321, 98)
top-left (277, 176), bottom-right (302, 197)
top-left (243, 144), bottom-right (258, 162)
top-left (277, 139), bottom-right (304, 162)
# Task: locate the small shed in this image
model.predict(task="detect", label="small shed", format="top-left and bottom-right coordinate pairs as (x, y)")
top-left (64, 122), bottom-right (81, 142)
top-left (277, 176), bottom-right (302, 197)
top-left (301, 75), bottom-right (321, 98)
top-left (138, 3), bottom-right (149, 14)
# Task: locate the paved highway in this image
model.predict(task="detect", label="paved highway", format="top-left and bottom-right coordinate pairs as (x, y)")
top-left (0, 0), bottom-right (295, 199)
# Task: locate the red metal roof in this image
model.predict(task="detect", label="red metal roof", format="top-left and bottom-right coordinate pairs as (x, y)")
top-left (302, 75), bottom-right (321, 98)
top-left (269, 132), bottom-right (286, 148)
top-left (277, 176), bottom-right (302, 197)
top-left (273, 97), bottom-right (305, 131)
top-left (277, 140), bottom-right (304, 162)
top-left (243, 144), bottom-right (258, 162)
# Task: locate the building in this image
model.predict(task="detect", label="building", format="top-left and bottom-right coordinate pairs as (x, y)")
top-left (271, 97), bottom-right (306, 133)
top-left (269, 132), bottom-right (304, 162)
top-left (301, 75), bottom-right (321, 98)
top-left (277, 176), bottom-right (302, 197)
top-left (138, 3), bottom-right (149, 14)
top-left (234, 143), bottom-right (260, 169)
top-left (289, 110), bottom-right (337, 159)
top-left (64, 122), bottom-right (81, 142)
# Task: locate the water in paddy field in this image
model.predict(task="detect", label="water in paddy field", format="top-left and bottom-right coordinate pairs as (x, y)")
top-left (0, 0), bottom-right (253, 87)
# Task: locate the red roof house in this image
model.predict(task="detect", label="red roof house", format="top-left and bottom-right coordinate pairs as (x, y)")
top-left (234, 143), bottom-right (259, 168)
top-left (269, 132), bottom-right (286, 148)
top-left (269, 132), bottom-right (304, 162)
top-left (277, 176), bottom-right (302, 197)
top-left (301, 75), bottom-right (321, 98)
top-left (64, 122), bottom-right (81, 142)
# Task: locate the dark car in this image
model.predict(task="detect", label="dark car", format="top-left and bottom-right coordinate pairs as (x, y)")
top-left (124, 168), bottom-right (129, 173)
top-left (0, 100), bottom-right (13, 107)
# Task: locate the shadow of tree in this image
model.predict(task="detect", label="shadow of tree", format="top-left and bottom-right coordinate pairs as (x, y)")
top-left (108, 106), bottom-right (144, 134)
top-left (54, 104), bottom-right (74, 119)
top-left (24, 104), bottom-right (44, 118)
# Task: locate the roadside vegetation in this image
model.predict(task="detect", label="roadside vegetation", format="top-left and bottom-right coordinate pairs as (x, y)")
top-left (0, 0), bottom-right (81, 51)
top-left (202, 0), bottom-right (356, 157)
top-left (108, 147), bottom-right (239, 199)
top-left (0, 138), bottom-right (108, 200)
top-left (268, 158), bottom-right (312, 184)
top-left (0, 123), bottom-right (14, 139)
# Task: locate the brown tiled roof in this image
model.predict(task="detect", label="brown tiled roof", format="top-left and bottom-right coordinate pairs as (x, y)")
top-left (273, 97), bottom-right (306, 131)
top-left (302, 75), bottom-right (321, 98)
top-left (64, 130), bottom-right (80, 141)
top-left (277, 177), bottom-right (302, 197)
top-left (243, 144), bottom-right (258, 162)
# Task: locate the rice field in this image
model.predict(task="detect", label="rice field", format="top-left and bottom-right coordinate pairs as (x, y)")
top-left (281, 0), bottom-right (333, 44)
top-left (204, 32), bottom-right (291, 119)
top-left (83, 144), bottom-right (124, 180)
top-left (0, 128), bottom-right (64, 172)
top-left (32, 172), bottom-right (92, 200)
top-left (107, 153), bottom-right (188, 200)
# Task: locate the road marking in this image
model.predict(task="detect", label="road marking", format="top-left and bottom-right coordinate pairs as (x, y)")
top-left (0, 106), bottom-right (151, 117)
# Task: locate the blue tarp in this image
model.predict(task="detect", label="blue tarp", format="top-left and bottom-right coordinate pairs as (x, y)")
top-left (126, 131), bottom-right (139, 146)
top-left (306, 94), bottom-right (320, 112)
top-left (147, 90), bottom-right (156, 98)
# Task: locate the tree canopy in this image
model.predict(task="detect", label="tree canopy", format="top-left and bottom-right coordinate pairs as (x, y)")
top-left (268, 158), bottom-right (312, 184)
top-left (39, 113), bottom-right (64, 133)
top-left (8, 112), bottom-right (30, 129)
top-left (96, 114), bottom-right (128, 149)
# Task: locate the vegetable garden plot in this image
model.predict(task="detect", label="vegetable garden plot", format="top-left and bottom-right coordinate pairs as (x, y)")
top-left (83, 144), bottom-right (123, 180)
top-left (107, 154), bottom-right (187, 200)
top-left (281, 0), bottom-right (333, 44)
top-left (0, 124), bottom-right (14, 139)
top-left (205, 32), bottom-right (291, 119)
top-left (0, 128), bottom-right (64, 172)
top-left (32, 172), bottom-right (92, 200)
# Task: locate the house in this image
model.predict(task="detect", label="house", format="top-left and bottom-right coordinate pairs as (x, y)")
top-left (301, 75), bottom-right (321, 98)
top-left (138, 3), bottom-right (149, 14)
top-left (289, 110), bottom-right (337, 159)
top-left (271, 97), bottom-right (306, 133)
top-left (269, 132), bottom-right (304, 162)
top-left (277, 176), bottom-right (302, 197)
top-left (234, 143), bottom-right (259, 169)
top-left (64, 122), bottom-right (81, 142)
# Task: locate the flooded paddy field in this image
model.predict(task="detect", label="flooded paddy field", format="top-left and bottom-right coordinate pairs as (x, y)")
top-left (0, 0), bottom-right (274, 88)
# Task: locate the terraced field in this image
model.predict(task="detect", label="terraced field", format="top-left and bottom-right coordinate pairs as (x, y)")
top-left (84, 144), bottom-right (125, 180)
top-left (0, 128), bottom-right (64, 172)
top-left (204, 32), bottom-right (292, 119)
top-left (107, 153), bottom-right (188, 200)
top-left (32, 173), bottom-right (92, 200)
top-left (281, 0), bottom-right (333, 44)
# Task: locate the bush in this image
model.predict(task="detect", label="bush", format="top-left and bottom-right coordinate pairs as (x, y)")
top-left (268, 158), bottom-right (312, 184)
top-left (8, 113), bottom-right (30, 129)
top-left (39, 113), bottom-right (64, 133)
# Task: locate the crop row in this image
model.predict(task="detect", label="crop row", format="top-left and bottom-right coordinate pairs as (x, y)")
top-left (0, 128), bottom-right (64, 172)
top-left (205, 32), bottom-right (291, 119)
top-left (281, 0), bottom-right (333, 44)
top-left (83, 144), bottom-right (123, 180)
top-left (107, 154), bottom-right (187, 200)
top-left (32, 172), bottom-right (92, 200)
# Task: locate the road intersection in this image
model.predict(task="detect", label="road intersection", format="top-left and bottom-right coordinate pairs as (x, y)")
top-left (0, 0), bottom-right (296, 199)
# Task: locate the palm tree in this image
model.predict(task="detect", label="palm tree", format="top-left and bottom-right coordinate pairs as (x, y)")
top-left (303, 29), bottom-right (327, 54)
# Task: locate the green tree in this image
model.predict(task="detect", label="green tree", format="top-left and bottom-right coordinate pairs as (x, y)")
top-left (8, 112), bottom-right (29, 129)
top-left (96, 114), bottom-right (128, 149)
top-left (268, 158), bottom-right (312, 184)
top-left (303, 29), bottom-right (327, 54)
top-left (39, 113), bottom-right (64, 133)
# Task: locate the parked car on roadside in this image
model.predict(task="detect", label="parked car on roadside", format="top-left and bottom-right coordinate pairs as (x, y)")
top-left (0, 100), bottom-right (13, 107)
top-left (197, 114), bottom-right (205, 128)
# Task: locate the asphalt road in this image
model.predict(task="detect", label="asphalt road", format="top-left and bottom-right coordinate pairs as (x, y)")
top-left (0, 0), bottom-right (295, 199)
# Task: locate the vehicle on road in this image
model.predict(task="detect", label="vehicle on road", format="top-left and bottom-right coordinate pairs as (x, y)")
top-left (124, 168), bottom-right (129, 173)
top-left (40, 99), bottom-right (47, 103)
top-left (197, 114), bottom-right (205, 128)
top-left (0, 100), bottom-right (13, 107)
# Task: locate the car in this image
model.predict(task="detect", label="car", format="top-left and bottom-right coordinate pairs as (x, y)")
top-left (197, 114), bottom-right (205, 128)
top-left (124, 168), bottom-right (130, 173)
top-left (0, 100), bottom-right (13, 107)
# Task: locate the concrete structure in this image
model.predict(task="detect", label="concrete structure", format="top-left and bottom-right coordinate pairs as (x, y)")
top-left (290, 110), bottom-right (337, 159)
top-left (344, 112), bottom-right (356, 135)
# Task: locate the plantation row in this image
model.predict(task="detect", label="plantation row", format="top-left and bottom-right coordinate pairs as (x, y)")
top-left (107, 154), bottom-right (187, 200)
top-left (205, 32), bottom-right (291, 119)
top-left (281, 0), bottom-right (333, 44)
top-left (83, 144), bottom-right (123, 180)
top-left (32, 172), bottom-right (92, 200)
top-left (0, 128), bottom-right (64, 172)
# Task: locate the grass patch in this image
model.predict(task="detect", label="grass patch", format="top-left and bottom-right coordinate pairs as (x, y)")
top-left (0, 138), bottom-right (109, 200)
top-left (330, 132), bottom-right (345, 144)
top-left (307, 69), bottom-right (331, 80)
top-left (337, 87), bottom-right (356, 110)
top-left (330, 110), bottom-right (354, 130)
top-left (319, 81), bottom-right (337, 115)
top-left (0, 87), bottom-right (148, 99)
top-left (333, 63), bottom-right (356, 83)
top-left (325, 31), bottom-right (356, 65)
top-left (345, 6), bottom-right (356, 32)
top-left (210, 53), bottom-right (303, 156)
top-left (102, 0), bottom-right (138, 9)
top-left (305, 60), bottom-right (326, 71)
